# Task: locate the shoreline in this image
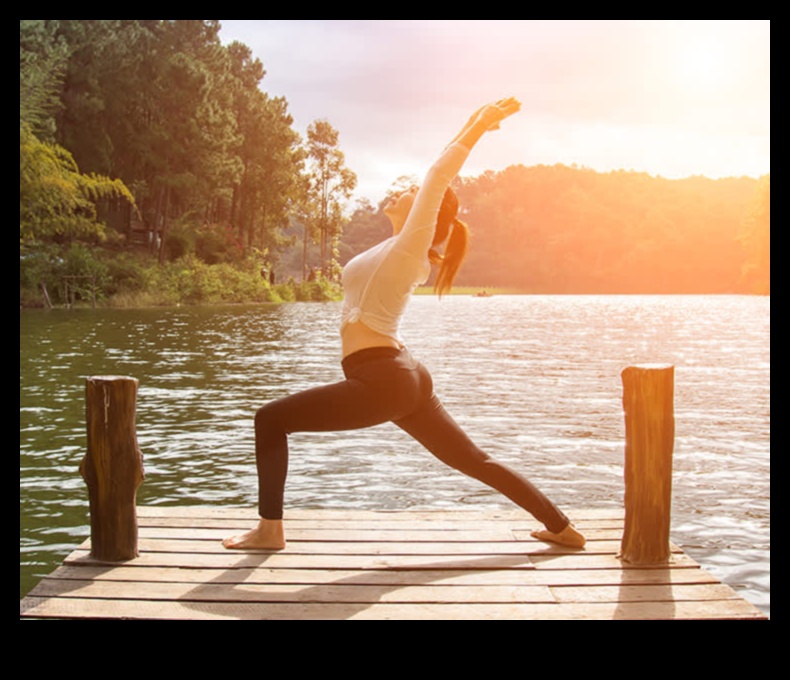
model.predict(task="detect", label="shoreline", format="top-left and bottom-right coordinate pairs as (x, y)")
top-left (20, 289), bottom-right (769, 312)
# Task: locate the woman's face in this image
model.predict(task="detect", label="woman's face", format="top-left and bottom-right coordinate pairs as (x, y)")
top-left (384, 185), bottom-right (418, 224)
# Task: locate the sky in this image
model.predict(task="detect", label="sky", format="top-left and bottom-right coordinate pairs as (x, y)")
top-left (218, 20), bottom-right (770, 206)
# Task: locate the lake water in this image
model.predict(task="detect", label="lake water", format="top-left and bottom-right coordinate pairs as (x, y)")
top-left (20, 295), bottom-right (770, 617)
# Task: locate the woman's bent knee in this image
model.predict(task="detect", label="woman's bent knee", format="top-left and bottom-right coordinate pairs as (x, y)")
top-left (255, 401), bottom-right (283, 435)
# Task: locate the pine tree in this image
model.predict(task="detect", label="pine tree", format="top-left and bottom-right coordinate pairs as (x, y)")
top-left (304, 120), bottom-right (357, 279)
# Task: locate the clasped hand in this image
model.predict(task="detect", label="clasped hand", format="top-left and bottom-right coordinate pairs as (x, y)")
top-left (476, 97), bottom-right (521, 131)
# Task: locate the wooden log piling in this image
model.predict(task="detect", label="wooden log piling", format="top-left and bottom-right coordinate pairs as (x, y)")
top-left (79, 376), bottom-right (144, 561)
top-left (620, 364), bottom-right (675, 565)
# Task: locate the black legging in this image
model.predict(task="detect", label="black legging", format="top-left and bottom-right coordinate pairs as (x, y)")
top-left (255, 346), bottom-right (570, 533)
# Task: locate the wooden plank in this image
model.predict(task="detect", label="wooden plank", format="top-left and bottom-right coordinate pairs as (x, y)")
top-left (137, 523), bottom-right (624, 542)
top-left (135, 506), bottom-right (625, 522)
top-left (551, 583), bottom-right (748, 604)
top-left (36, 564), bottom-right (720, 587)
top-left (20, 507), bottom-right (767, 620)
top-left (63, 550), bottom-right (538, 571)
top-left (136, 511), bottom-right (625, 526)
top-left (133, 538), bottom-right (544, 554)
top-left (29, 580), bottom-right (748, 614)
top-left (20, 596), bottom-right (766, 620)
top-left (25, 578), bottom-right (558, 604)
top-left (91, 537), bottom-right (635, 556)
top-left (140, 525), bottom-right (522, 541)
top-left (61, 545), bottom-right (699, 573)
top-left (29, 575), bottom-right (737, 606)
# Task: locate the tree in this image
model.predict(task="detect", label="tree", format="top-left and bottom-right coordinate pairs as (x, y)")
top-left (45, 21), bottom-right (238, 261)
top-left (226, 42), bottom-right (304, 261)
top-left (20, 20), bottom-right (315, 272)
top-left (20, 22), bottom-right (134, 245)
top-left (19, 20), bottom-right (68, 142)
top-left (303, 119), bottom-right (357, 279)
top-left (338, 198), bottom-right (391, 265)
top-left (142, 21), bottom-right (233, 263)
top-left (739, 174), bottom-right (770, 294)
top-left (20, 122), bottom-right (134, 244)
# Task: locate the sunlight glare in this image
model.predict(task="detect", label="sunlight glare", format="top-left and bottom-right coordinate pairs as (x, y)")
top-left (686, 43), bottom-right (721, 81)
top-left (673, 33), bottom-right (731, 94)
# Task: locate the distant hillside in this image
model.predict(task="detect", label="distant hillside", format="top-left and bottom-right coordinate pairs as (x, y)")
top-left (341, 165), bottom-right (767, 294)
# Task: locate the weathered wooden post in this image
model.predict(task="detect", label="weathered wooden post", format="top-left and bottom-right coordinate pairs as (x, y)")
top-left (80, 376), bottom-right (144, 561)
top-left (620, 364), bottom-right (675, 564)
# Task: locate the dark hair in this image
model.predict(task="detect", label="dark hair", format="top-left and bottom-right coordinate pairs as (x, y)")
top-left (428, 187), bottom-right (469, 297)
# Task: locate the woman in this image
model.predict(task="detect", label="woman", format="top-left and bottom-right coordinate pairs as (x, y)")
top-left (223, 97), bottom-right (585, 550)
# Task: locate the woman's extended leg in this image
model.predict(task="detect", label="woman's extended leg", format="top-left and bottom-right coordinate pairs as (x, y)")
top-left (394, 386), bottom-right (585, 547)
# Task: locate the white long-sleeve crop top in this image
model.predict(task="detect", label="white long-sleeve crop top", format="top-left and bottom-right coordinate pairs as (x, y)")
top-left (340, 142), bottom-right (470, 343)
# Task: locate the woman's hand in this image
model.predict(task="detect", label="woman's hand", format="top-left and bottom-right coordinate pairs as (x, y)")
top-left (451, 97), bottom-right (521, 149)
top-left (477, 97), bottom-right (521, 131)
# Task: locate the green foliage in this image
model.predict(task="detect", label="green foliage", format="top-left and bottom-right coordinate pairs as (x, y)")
top-left (162, 221), bottom-right (195, 262)
top-left (229, 60), bottom-right (305, 255)
top-left (292, 277), bottom-right (342, 302)
top-left (20, 20), bottom-right (308, 271)
top-left (20, 247), bottom-right (337, 308)
top-left (141, 255), bottom-right (258, 304)
top-left (147, 258), bottom-right (340, 305)
top-left (19, 20), bottom-right (68, 140)
top-left (20, 243), bottom-right (60, 305)
top-left (104, 253), bottom-right (148, 296)
top-left (20, 242), bottom-right (111, 306)
top-left (158, 218), bottom-right (247, 265)
top-left (20, 123), bottom-right (135, 244)
top-left (195, 223), bottom-right (245, 265)
top-left (61, 243), bottom-right (109, 280)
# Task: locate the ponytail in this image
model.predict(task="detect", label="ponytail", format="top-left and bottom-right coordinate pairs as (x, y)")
top-left (430, 187), bottom-right (469, 298)
top-left (432, 218), bottom-right (469, 298)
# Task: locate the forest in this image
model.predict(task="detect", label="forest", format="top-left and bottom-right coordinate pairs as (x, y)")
top-left (20, 20), bottom-right (770, 308)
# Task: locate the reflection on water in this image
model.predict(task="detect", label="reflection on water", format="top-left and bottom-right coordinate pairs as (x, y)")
top-left (20, 296), bottom-right (770, 617)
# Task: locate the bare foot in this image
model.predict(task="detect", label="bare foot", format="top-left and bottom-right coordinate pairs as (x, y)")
top-left (531, 523), bottom-right (586, 548)
top-left (222, 518), bottom-right (286, 550)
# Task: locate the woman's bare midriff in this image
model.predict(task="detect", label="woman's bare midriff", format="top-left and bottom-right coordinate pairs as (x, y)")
top-left (341, 320), bottom-right (402, 359)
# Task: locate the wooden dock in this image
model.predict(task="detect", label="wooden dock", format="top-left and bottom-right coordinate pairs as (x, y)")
top-left (20, 506), bottom-right (766, 620)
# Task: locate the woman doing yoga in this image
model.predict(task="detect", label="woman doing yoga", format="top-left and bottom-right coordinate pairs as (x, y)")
top-left (223, 97), bottom-right (586, 551)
